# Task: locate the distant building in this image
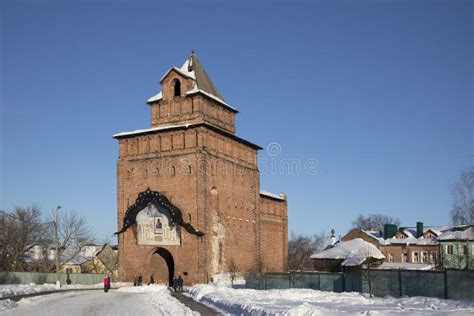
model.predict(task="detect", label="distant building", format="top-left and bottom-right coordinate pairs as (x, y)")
top-left (80, 244), bottom-right (119, 277)
top-left (438, 226), bottom-right (473, 270)
top-left (310, 238), bottom-right (385, 272)
top-left (340, 222), bottom-right (473, 270)
top-left (23, 243), bottom-right (118, 276)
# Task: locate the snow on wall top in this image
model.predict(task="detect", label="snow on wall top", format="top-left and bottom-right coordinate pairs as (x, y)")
top-left (311, 238), bottom-right (384, 266)
top-left (186, 84), bottom-right (237, 112)
top-left (260, 190), bottom-right (285, 201)
top-left (147, 91), bottom-right (162, 103)
top-left (113, 124), bottom-right (192, 138)
top-left (374, 262), bottom-right (434, 270)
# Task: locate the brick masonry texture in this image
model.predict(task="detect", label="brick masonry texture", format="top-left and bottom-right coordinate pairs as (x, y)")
top-left (115, 64), bottom-right (288, 285)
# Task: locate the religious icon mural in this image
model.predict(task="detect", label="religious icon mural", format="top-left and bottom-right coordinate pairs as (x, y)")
top-left (136, 204), bottom-right (180, 246)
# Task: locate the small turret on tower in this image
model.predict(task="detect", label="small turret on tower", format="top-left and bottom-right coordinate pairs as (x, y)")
top-left (147, 51), bottom-right (238, 133)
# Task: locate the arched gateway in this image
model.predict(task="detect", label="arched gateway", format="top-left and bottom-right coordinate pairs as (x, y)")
top-left (152, 248), bottom-right (174, 286)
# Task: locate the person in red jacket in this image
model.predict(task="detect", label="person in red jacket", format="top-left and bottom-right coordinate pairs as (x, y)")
top-left (103, 276), bottom-right (110, 293)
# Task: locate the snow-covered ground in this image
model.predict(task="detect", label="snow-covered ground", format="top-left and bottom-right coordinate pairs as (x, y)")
top-left (0, 282), bottom-right (132, 299)
top-left (187, 284), bottom-right (474, 315)
top-left (1, 284), bottom-right (197, 315)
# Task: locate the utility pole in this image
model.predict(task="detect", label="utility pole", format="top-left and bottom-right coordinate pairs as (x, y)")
top-left (54, 206), bottom-right (61, 288)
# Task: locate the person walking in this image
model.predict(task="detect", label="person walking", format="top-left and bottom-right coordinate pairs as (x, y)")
top-left (148, 274), bottom-right (155, 285)
top-left (177, 276), bottom-right (183, 292)
top-left (172, 276), bottom-right (178, 292)
top-left (103, 276), bottom-right (110, 293)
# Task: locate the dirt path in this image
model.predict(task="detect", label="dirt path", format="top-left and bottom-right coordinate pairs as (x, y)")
top-left (172, 291), bottom-right (221, 315)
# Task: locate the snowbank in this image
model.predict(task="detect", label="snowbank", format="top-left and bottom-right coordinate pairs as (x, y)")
top-left (117, 284), bottom-right (197, 315)
top-left (211, 272), bottom-right (246, 288)
top-left (0, 282), bottom-right (133, 299)
top-left (0, 284), bottom-right (57, 298)
top-left (117, 284), bottom-right (169, 293)
top-left (1, 285), bottom-right (197, 315)
top-left (187, 284), bottom-right (474, 315)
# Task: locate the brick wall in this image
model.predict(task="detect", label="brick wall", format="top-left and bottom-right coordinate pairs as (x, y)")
top-left (258, 195), bottom-right (288, 272)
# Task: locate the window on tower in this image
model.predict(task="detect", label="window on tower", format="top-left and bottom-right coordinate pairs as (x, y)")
top-left (174, 79), bottom-right (181, 97)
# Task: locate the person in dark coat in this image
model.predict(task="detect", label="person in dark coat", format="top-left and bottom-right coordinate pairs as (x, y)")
top-left (148, 275), bottom-right (155, 285)
top-left (172, 276), bottom-right (178, 292)
top-left (103, 276), bottom-right (110, 293)
top-left (107, 276), bottom-right (111, 290)
top-left (138, 274), bottom-right (143, 286)
top-left (177, 276), bottom-right (183, 292)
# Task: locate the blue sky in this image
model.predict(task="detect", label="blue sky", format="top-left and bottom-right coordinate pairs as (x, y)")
top-left (1, 0), bottom-right (472, 242)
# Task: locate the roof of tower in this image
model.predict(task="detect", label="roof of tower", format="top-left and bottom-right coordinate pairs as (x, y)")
top-left (148, 51), bottom-right (237, 111)
top-left (186, 51), bottom-right (224, 100)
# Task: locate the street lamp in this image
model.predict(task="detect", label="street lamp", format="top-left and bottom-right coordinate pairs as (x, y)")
top-left (54, 206), bottom-right (61, 288)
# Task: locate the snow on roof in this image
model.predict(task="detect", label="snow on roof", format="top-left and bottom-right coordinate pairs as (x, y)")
top-left (381, 237), bottom-right (437, 246)
top-left (375, 263), bottom-right (434, 270)
top-left (178, 58), bottom-right (197, 79)
top-left (160, 65), bottom-right (196, 83)
top-left (147, 91), bottom-right (162, 103)
top-left (260, 190), bottom-right (285, 201)
top-left (113, 123), bottom-right (192, 138)
top-left (311, 238), bottom-right (384, 266)
top-left (364, 230), bottom-right (383, 239)
top-left (186, 84), bottom-right (237, 112)
top-left (439, 227), bottom-right (473, 241)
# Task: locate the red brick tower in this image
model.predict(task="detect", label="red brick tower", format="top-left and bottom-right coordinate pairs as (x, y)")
top-left (114, 52), bottom-right (288, 285)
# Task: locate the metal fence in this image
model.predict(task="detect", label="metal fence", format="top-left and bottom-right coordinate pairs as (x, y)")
top-left (246, 270), bottom-right (474, 301)
top-left (0, 271), bottom-right (107, 285)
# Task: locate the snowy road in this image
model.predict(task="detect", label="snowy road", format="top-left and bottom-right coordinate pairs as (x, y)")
top-left (1, 285), bottom-right (198, 315)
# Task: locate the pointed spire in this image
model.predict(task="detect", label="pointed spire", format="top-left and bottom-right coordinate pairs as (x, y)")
top-left (181, 51), bottom-right (225, 100)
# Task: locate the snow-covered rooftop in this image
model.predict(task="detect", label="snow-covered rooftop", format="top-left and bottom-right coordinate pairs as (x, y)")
top-left (361, 225), bottom-right (459, 245)
top-left (260, 190), bottom-right (285, 201)
top-left (439, 227), bottom-right (473, 241)
top-left (311, 238), bottom-right (385, 266)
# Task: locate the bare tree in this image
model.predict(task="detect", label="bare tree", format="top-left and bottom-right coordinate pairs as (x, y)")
top-left (0, 206), bottom-right (48, 271)
top-left (288, 231), bottom-right (327, 271)
top-left (352, 214), bottom-right (400, 231)
top-left (357, 244), bottom-right (383, 298)
top-left (227, 257), bottom-right (239, 287)
top-left (47, 209), bottom-right (95, 269)
top-left (450, 166), bottom-right (474, 225)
